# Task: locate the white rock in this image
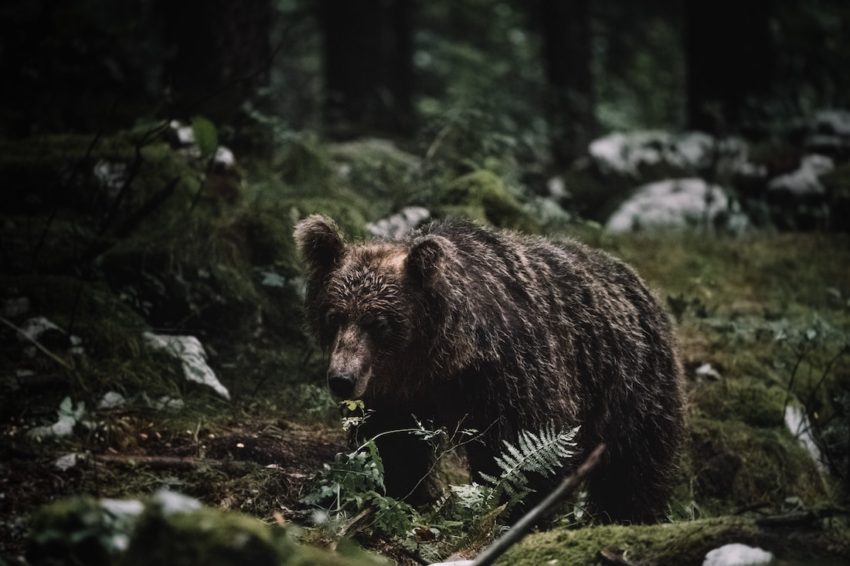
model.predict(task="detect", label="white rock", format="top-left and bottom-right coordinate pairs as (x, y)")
top-left (784, 404), bottom-right (826, 473)
top-left (69, 334), bottom-right (84, 356)
top-left (151, 395), bottom-right (185, 411)
top-left (54, 452), bottom-right (81, 471)
top-left (768, 154), bottom-right (834, 197)
top-left (547, 176), bottom-right (569, 199)
top-left (28, 397), bottom-right (86, 439)
top-left (153, 489), bottom-right (202, 515)
top-left (214, 146), bottom-right (236, 168)
top-left (695, 363), bottom-right (721, 380)
top-left (98, 391), bottom-right (127, 410)
top-left (170, 120), bottom-right (196, 145)
top-left (588, 131), bottom-right (760, 178)
top-left (806, 109), bottom-right (850, 151)
top-left (100, 498), bottom-right (145, 517)
top-left (93, 160), bottom-right (128, 194)
top-left (367, 206), bottom-right (431, 240)
top-left (143, 333), bottom-right (230, 400)
top-left (18, 316), bottom-right (61, 343)
top-left (703, 543), bottom-right (773, 566)
top-left (605, 178), bottom-right (748, 233)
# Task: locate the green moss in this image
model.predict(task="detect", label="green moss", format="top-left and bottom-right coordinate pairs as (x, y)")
top-left (436, 170), bottom-right (540, 232)
top-left (691, 378), bottom-right (786, 428)
top-left (125, 506), bottom-right (288, 566)
top-left (687, 417), bottom-right (824, 514)
top-left (328, 138), bottom-right (421, 217)
top-left (127, 504), bottom-right (381, 566)
top-left (27, 496), bottom-right (119, 566)
top-left (499, 516), bottom-right (850, 566)
top-left (28, 496), bottom-right (380, 566)
top-left (274, 136), bottom-right (334, 189)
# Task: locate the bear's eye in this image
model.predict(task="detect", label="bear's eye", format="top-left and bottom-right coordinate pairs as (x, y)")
top-left (324, 311), bottom-right (345, 329)
top-left (362, 314), bottom-right (391, 336)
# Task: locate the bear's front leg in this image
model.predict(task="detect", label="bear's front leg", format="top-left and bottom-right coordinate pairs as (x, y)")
top-left (353, 409), bottom-right (441, 505)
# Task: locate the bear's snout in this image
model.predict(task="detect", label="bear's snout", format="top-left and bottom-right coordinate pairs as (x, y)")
top-left (327, 369), bottom-right (356, 398)
top-left (327, 324), bottom-right (373, 399)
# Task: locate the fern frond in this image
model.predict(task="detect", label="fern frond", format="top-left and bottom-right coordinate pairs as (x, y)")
top-left (482, 424), bottom-right (579, 506)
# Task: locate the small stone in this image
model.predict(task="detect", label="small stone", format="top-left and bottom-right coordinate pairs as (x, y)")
top-left (54, 453), bottom-right (81, 471)
top-left (98, 391), bottom-right (127, 410)
top-left (366, 206), bottom-right (431, 240)
top-left (695, 363), bottom-right (721, 380)
top-left (703, 543), bottom-right (773, 566)
top-left (768, 154), bottom-right (834, 197)
top-left (151, 489), bottom-right (202, 515)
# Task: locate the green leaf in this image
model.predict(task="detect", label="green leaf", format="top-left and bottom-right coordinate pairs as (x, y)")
top-left (341, 399), bottom-right (364, 412)
top-left (191, 115), bottom-right (218, 157)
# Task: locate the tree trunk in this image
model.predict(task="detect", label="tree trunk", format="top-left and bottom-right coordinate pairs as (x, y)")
top-left (158, 0), bottom-right (272, 122)
top-left (685, 0), bottom-right (774, 132)
top-left (319, 0), bottom-right (414, 138)
top-left (539, 0), bottom-right (596, 167)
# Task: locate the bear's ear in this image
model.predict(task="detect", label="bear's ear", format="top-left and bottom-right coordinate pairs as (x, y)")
top-left (406, 235), bottom-right (452, 286)
top-left (293, 214), bottom-right (345, 273)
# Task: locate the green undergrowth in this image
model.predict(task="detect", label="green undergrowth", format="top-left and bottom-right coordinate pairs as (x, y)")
top-left (0, 275), bottom-right (181, 411)
top-left (4, 129), bottom-right (850, 563)
top-left (435, 169), bottom-right (541, 232)
top-left (499, 515), bottom-right (850, 566)
top-left (594, 231), bottom-right (850, 511)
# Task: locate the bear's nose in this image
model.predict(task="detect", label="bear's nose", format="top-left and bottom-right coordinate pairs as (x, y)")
top-left (327, 370), bottom-right (356, 399)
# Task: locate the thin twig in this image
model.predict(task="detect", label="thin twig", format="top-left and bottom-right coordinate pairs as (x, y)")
top-left (95, 453), bottom-right (251, 473)
top-left (31, 106), bottom-right (113, 270)
top-left (471, 444), bottom-right (606, 566)
top-left (401, 418), bottom-right (497, 502)
top-left (0, 315), bottom-right (72, 370)
top-left (803, 344), bottom-right (849, 412)
top-left (783, 343), bottom-right (810, 414)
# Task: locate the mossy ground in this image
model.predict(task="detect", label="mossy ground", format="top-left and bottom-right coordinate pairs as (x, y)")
top-left (2, 132), bottom-right (850, 564)
top-left (500, 515), bottom-right (850, 565)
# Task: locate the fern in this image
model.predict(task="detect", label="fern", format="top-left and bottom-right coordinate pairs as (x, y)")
top-left (479, 424), bottom-right (579, 506)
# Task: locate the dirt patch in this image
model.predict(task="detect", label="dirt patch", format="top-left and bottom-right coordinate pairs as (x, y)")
top-left (0, 416), bottom-right (345, 560)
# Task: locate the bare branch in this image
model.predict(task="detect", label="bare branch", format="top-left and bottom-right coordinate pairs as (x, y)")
top-left (471, 444), bottom-right (606, 566)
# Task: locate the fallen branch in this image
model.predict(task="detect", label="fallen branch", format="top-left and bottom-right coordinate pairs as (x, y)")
top-left (339, 507), bottom-right (375, 539)
top-left (756, 507), bottom-right (847, 528)
top-left (96, 454), bottom-right (218, 469)
top-left (95, 453), bottom-right (251, 473)
top-left (470, 444), bottom-right (606, 566)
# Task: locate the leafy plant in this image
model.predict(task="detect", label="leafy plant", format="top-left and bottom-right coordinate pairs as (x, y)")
top-left (191, 116), bottom-right (218, 158)
top-left (303, 414), bottom-right (579, 553)
top-left (301, 438), bottom-right (419, 540)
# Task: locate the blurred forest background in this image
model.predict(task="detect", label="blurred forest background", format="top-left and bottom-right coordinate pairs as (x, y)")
top-left (1, 1), bottom-right (850, 565)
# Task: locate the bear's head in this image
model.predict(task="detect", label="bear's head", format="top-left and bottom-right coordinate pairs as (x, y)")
top-left (294, 214), bottom-right (453, 401)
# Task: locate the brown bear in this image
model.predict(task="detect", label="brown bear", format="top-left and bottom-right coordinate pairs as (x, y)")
top-left (294, 214), bottom-right (685, 523)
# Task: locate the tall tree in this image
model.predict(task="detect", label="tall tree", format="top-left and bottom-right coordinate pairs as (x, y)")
top-left (539, 0), bottom-right (596, 167)
top-left (319, 0), bottom-right (414, 138)
top-left (685, 0), bottom-right (774, 132)
top-left (158, 0), bottom-right (272, 122)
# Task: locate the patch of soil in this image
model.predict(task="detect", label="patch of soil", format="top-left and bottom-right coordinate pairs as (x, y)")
top-left (0, 416), bottom-right (346, 561)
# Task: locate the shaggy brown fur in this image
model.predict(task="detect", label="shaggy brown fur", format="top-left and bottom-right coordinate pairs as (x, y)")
top-left (294, 215), bottom-right (685, 523)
